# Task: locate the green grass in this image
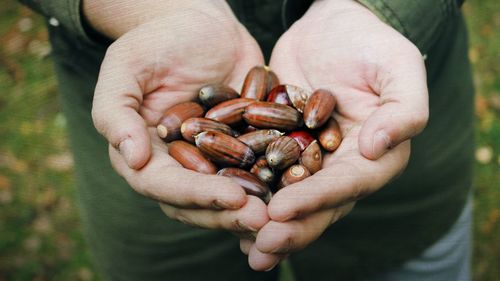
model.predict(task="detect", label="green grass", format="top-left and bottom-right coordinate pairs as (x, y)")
top-left (0, 1), bottom-right (498, 281)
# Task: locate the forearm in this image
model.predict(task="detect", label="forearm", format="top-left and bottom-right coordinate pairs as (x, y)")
top-left (82, 0), bottom-right (231, 39)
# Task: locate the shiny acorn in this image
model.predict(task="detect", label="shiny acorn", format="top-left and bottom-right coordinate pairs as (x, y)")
top-left (267, 85), bottom-right (292, 106)
top-left (288, 130), bottom-right (315, 151)
top-left (157, 102), bottom-right (204, 142)
top-left (318, 118), bottom-right (342, 152)
top-left (266, 136), bottom-right (301, 170)
top-left (299, 140), bottom-right (322, 174)
top-left (250, 156), bottom-right (276, 185)
top-left (181, 117), bottom-right (236, 143)
top-left (168, 140), bottom-right (217, 174)
top-left (243, 101), bottom-right (302, 131)
top-left (198, 84), bottom-right (240, 108)
top-left (205, 98), bottom-right (255, 126)
top-left (285, 85), bottom-right (311, 112)
top-left (303, 89), bottom-right (336, 129)
top-left (237, 129), bottom-right (283, 154)
top-left (240, 66), bottom-right (280, 101)
top-left (217, 168), bottom-right (272, 203)
top-left (278, 164), bottom-right (311, 189)
top-left (195, 131), bottom-right (255, 168)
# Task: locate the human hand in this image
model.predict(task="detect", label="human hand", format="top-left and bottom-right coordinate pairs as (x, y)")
top-left (244, 0), bottom-right (429, 271)
top-left (91, 2), bottom-right (269, 235)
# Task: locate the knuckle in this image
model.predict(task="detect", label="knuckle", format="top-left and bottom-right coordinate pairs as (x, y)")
top-left (409, 110), bottom-right (429, 132)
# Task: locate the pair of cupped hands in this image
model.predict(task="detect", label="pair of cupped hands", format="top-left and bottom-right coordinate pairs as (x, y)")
top-left (90, 0), bottom-right (428, 272)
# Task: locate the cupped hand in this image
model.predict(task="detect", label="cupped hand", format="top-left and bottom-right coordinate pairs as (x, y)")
top-left (91, 2), bottom-right (269, 234)
top-left (246, 0), bottom-right (429, 271)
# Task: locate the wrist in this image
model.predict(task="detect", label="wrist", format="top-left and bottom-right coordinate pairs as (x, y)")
top-left (82, 0), bottom-right (235, 40)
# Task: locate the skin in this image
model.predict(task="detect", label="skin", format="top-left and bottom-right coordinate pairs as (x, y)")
top-left (87, 1), bottom-right (269, 237)
top-left (242, 0), bottom-right (429, 271)
top-left (87, 0), bottom-right (429, 272)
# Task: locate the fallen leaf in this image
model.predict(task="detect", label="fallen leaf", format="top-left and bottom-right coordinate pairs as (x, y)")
top-left (45, 152), bottom-right (74, 172)
top-left (17, 17), bottom-right (33, 32)
top-left (0, 175), bottom-right (11, 190)
top-left (475, 146), bottom-right (493, 164)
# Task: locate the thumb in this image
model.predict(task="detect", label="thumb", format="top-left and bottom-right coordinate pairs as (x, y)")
top-left (92, 55), bottom-right (151, 170)
top-left (359, 54), bottom-right (429, 160)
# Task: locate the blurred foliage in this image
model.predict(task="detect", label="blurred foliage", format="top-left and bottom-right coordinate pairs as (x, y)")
top-left (463, 1), bottom-right (500, 281)
top-left (0, 1), bottom-right (498, 281)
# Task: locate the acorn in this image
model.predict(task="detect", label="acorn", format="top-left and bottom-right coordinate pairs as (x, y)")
top-left (299, 140), bottom-right (322, 174)
top-left (240, 66), bottom-right (280, 101)
top-left (288, 130), bottom-right (315, 151)
top-left (218, 168), bottom-right (272, 203)
top-left (205, 98), bottom-right (255, 126)
top-left (157, 102), bottom-right (204, 142)
top-left (198, 84), bottom-right (240, 108)
top-left (265, 136), bottom-right (301, 170)
top-left (278, 164), bottom-right (311, 189)
top-left (181, 117), bottom-right (236, 143)
top-left (243, 101), bottom-right (303, 131)
top-left (250, 156), bottom-right (276, 185)
top-left (318, 118), bottom-right (342, 152)
top-left (269, 84), bottom-right (311, 113)
top-left (237, 129), bottom-right (283, 154)
top-left (195, 131), bottom-right (255, 168)
top-left (267, 85), bottom-right (293, 106)
top-left (168, 141), bottom-right (217, 174)
top-left (303, 89), bottom-right (336, 129)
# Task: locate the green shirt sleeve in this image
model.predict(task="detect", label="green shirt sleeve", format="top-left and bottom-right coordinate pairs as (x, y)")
top-left (18, 0), bottom-right (94, 44)
top-left (357, 0), bottom-right (464, 54)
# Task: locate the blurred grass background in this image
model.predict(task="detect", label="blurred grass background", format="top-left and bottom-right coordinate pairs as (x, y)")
top-left (0, 1), bottom-right (498, 280)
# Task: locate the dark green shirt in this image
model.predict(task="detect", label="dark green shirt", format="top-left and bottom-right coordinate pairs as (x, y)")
top-left (20, 1), bottom-right (474, 280)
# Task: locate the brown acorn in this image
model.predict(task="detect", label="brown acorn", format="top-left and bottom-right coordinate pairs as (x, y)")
top-left (195, 131), bottom-right (255, 167)
top-left (288, 130), bottom-right (315, 151)
top-left (278, 164), bottom-right (311, 189)
top-left (282, 84), bottom-right (311, 113)
top-left (218, 168), bottom-right (272, 203)
top-left (157, 102), bottom-right (204, 142)
top-left (243, 101), bottom-right (302, 131)
top-left (303, 89), bottom-right (336, 129)
top-left (265, 136), bottom-right (301, 170)
top-left (299, 140), bottom-right (322, 174)
top-left (181, 117), bottom-right (236, 143)
top-left (266, 85), bottom-right (293, 106)
top-left (318, 118), bottom-right (342, 152)
top-left (205, 98), bottom-right (255, 126)
top-left (250, 156), bottom-right (276, 185)
top-left (168, 141), bottom-right (217, 174)
top-left (198, 84), bottom-right (240, 108)
top-left (237, 129), bottom-right (283, 154)
top-left (241, 66), bottom-right (280, 101)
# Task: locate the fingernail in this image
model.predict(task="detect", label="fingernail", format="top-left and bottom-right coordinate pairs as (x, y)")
top-left (119, 139), bottom-right (134, 167)
top-left (265, 260), bottom-right (280, 272)
top-left (372, 130), bottom-right (391, 159)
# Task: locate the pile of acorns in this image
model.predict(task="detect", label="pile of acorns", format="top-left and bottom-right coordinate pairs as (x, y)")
top-left (157, 66), bottom-right (342, 203)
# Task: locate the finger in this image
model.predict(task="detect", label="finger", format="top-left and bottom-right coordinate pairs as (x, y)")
top-left (109, 143), bottom-right (247, 209)
top-left (248, 244), bottom-right (282, 272)
top-left (240, 239), bottom-right (253, 255)
top-left (158, 196), bottom-right (268, 232)
top-left (256, 204), bottom-right (354, 254)
top-left (268, 141), bottom-right (410, 221)
top-left (359, 52), bottom-right (429, 160)
top-left (92, 50), bottom-right (151, 170)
